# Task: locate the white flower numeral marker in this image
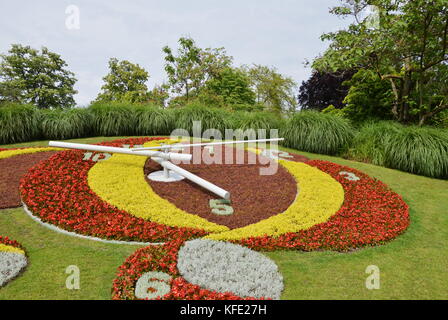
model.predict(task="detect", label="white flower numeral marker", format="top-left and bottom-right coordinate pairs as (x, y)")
top-left (83, 152), bottom-right (112, 162)
top-left (135, 272), bottom-right (172, 300)
top-left (339, 171), bottom-right (360, 181)
top-left (261, 149), bottom-right (294, 161)
top-left (209, 199), bottom-right (234, 216)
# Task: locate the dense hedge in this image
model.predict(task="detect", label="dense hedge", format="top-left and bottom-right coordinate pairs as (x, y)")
top-left (1, 103), bottom-right (447, 179)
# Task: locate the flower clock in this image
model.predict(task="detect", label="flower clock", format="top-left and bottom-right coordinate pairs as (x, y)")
top-left (10, 137), bottom-right (410, 300)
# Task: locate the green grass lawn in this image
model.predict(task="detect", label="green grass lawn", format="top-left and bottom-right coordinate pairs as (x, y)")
top-left (0, 137), bottom-right (447, 300)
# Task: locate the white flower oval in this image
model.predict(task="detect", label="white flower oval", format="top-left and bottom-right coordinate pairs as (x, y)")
top-left (177, 239), bottom-right (284, 299)
top-left (0, 252), bottom-right (27, 287)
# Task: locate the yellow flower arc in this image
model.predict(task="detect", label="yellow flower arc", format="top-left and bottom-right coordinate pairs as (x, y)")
top-left (87, 140), bottom-right (344, 239)
top-left (0, 147), bottom-right (61, 160)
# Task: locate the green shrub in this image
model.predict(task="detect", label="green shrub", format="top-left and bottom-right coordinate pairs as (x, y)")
top-left (348, 121), bottom-right (403, 165)
top-left (282, 111), bottom-right (354, 155)
top-left (0, 103), bottom-right (41, 144)
top-left (383, 126), bottom-right (448, 179)
top-left (40, 108), bottom-right (93, 140)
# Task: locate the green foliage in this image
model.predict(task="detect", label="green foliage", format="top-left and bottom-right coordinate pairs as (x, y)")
top-left (0, 44), bottom-right (77, 109)
top-left (228, 111), bottom-right (284, 138)
top-left (173, 103), bottom-right (229, 135)
top-left (348, 121), bottom-right (403, 165)
top-left (230, 103), bottom-right (265, 113)
top-left (133, 105), bottom-right (174, 136)
top-left (95, 58), bottom-right (150, 103)
top-left (321, 105), bottom-right (345, 117)
top-left (0, 103), bottom-right (40, 144)
top-left (282, 111), bottom-right (354, 155)
top-left (384, 126), bottom-right (448, 179)
top-left (89, 102), bottom-right (139, 136)
top-left (205, 67), bottom-right (256, 106)
top-left (342, 69), bottom-right (393, 122)
top-left (348, 121), bottom-right (448, 178)
top-left (313, 0), bottom-right (448, 125)
top-left (244, 64), bottom-right (298, 113)
top-left (163, 37), bottom-right (233, 100)
top-left (40, 108), bottom-right (93, 140)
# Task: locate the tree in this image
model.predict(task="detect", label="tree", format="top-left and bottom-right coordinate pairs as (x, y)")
top-left (313, 0), bottom-right (448, 125)
top-left (95, 58), bottom-right (150, 103)
top-left (342, 69), bottom-right (394, 122)
top-left (163, 37), bottom-right (233, 100)
top-left (0, 44), bottom-right (77, 108)
top-left (147, 83), bottom-right (170, 108)
top-left (244, 65), bottom-right (298, 113)
top-left (205, 67), bottom-right (256, 106)
top-left (298, 70), bottom-right (355, 110)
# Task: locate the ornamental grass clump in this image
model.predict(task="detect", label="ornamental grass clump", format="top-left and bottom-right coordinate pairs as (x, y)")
top-left (0, 103), bottom-right (40, 144)
top-left (229, 112), bottom-right (284, 138)
top-left (282, 111), bottom-right (354, 155)
top-left (40, 108), bottom-right (93, 140)
top-left (174, 103), bottom-right (229, 136)
top-left (133, 105), bottom-right (175, 136)
top-left (383, 126), bottom-right (448, 179)
top-left (89, 102), bottom-right (139, 136)
top-left (348, 121), bottom-right (403, 165)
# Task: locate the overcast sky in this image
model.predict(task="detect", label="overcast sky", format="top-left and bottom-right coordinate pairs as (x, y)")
top-left (0, 0), bottom-right (351, 106)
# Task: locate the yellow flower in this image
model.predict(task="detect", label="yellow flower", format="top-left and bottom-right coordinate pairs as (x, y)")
top-left (0, 244), bottom-right (25, 255)
top-left (0, 147), bottom-right (61, 159)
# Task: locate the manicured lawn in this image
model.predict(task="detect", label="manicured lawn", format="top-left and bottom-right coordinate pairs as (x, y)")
top-left (0, 138), bottom-right (447, 299)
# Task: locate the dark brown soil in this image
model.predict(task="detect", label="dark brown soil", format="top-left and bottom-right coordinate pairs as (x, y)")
top-left (144, 146), bottom-right (307, 229)
top-left (0, 152), bottom-right (58, 209)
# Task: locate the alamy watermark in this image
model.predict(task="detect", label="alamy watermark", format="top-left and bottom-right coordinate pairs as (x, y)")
top-left (65, 265), bottom-right (80, 290)
top-left (65, 5), bottom-right (80, 30)
top-left (169, 121), bottom-right (281, 176)
top-left (365, 265), bottom-right (380, 290)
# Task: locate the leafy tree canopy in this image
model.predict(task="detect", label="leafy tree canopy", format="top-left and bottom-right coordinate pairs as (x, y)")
top-left (313, 0), bottom-right (448, 125)
top-left (163, 37), bottom-right (233, 100)
top-left (298, 70), bottom-right (355, 110)
top-left (243, 64), bottom-right (298, 113)
top-left (0, 44), bottom-right (77, 109)
top-left (95, 58), bottom-right (150, 103)
top-left (205, 67), bottom-right (256, 106)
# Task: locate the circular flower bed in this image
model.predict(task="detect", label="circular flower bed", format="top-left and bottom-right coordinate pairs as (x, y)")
top-left (0, 236), bottom-right (27, 287)
top-left (112, 239), bottom-right (275, 300)
top-left (20, 137), bottom-right (409, 249)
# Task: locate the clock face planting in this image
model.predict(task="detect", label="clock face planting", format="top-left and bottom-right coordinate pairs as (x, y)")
top-left (15, 137), bottom-right (409, 249)
top-left (1, 137), bottom-right (409, 300)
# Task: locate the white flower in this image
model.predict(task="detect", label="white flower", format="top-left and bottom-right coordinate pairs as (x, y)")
top-left (177, 239), bottom-right (284, 299)
top-left (0, 252), bottom-right (27, 287)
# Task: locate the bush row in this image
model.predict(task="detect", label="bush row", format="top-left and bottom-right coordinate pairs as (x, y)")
top-left (1, 102), bottom-right (447, 179)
